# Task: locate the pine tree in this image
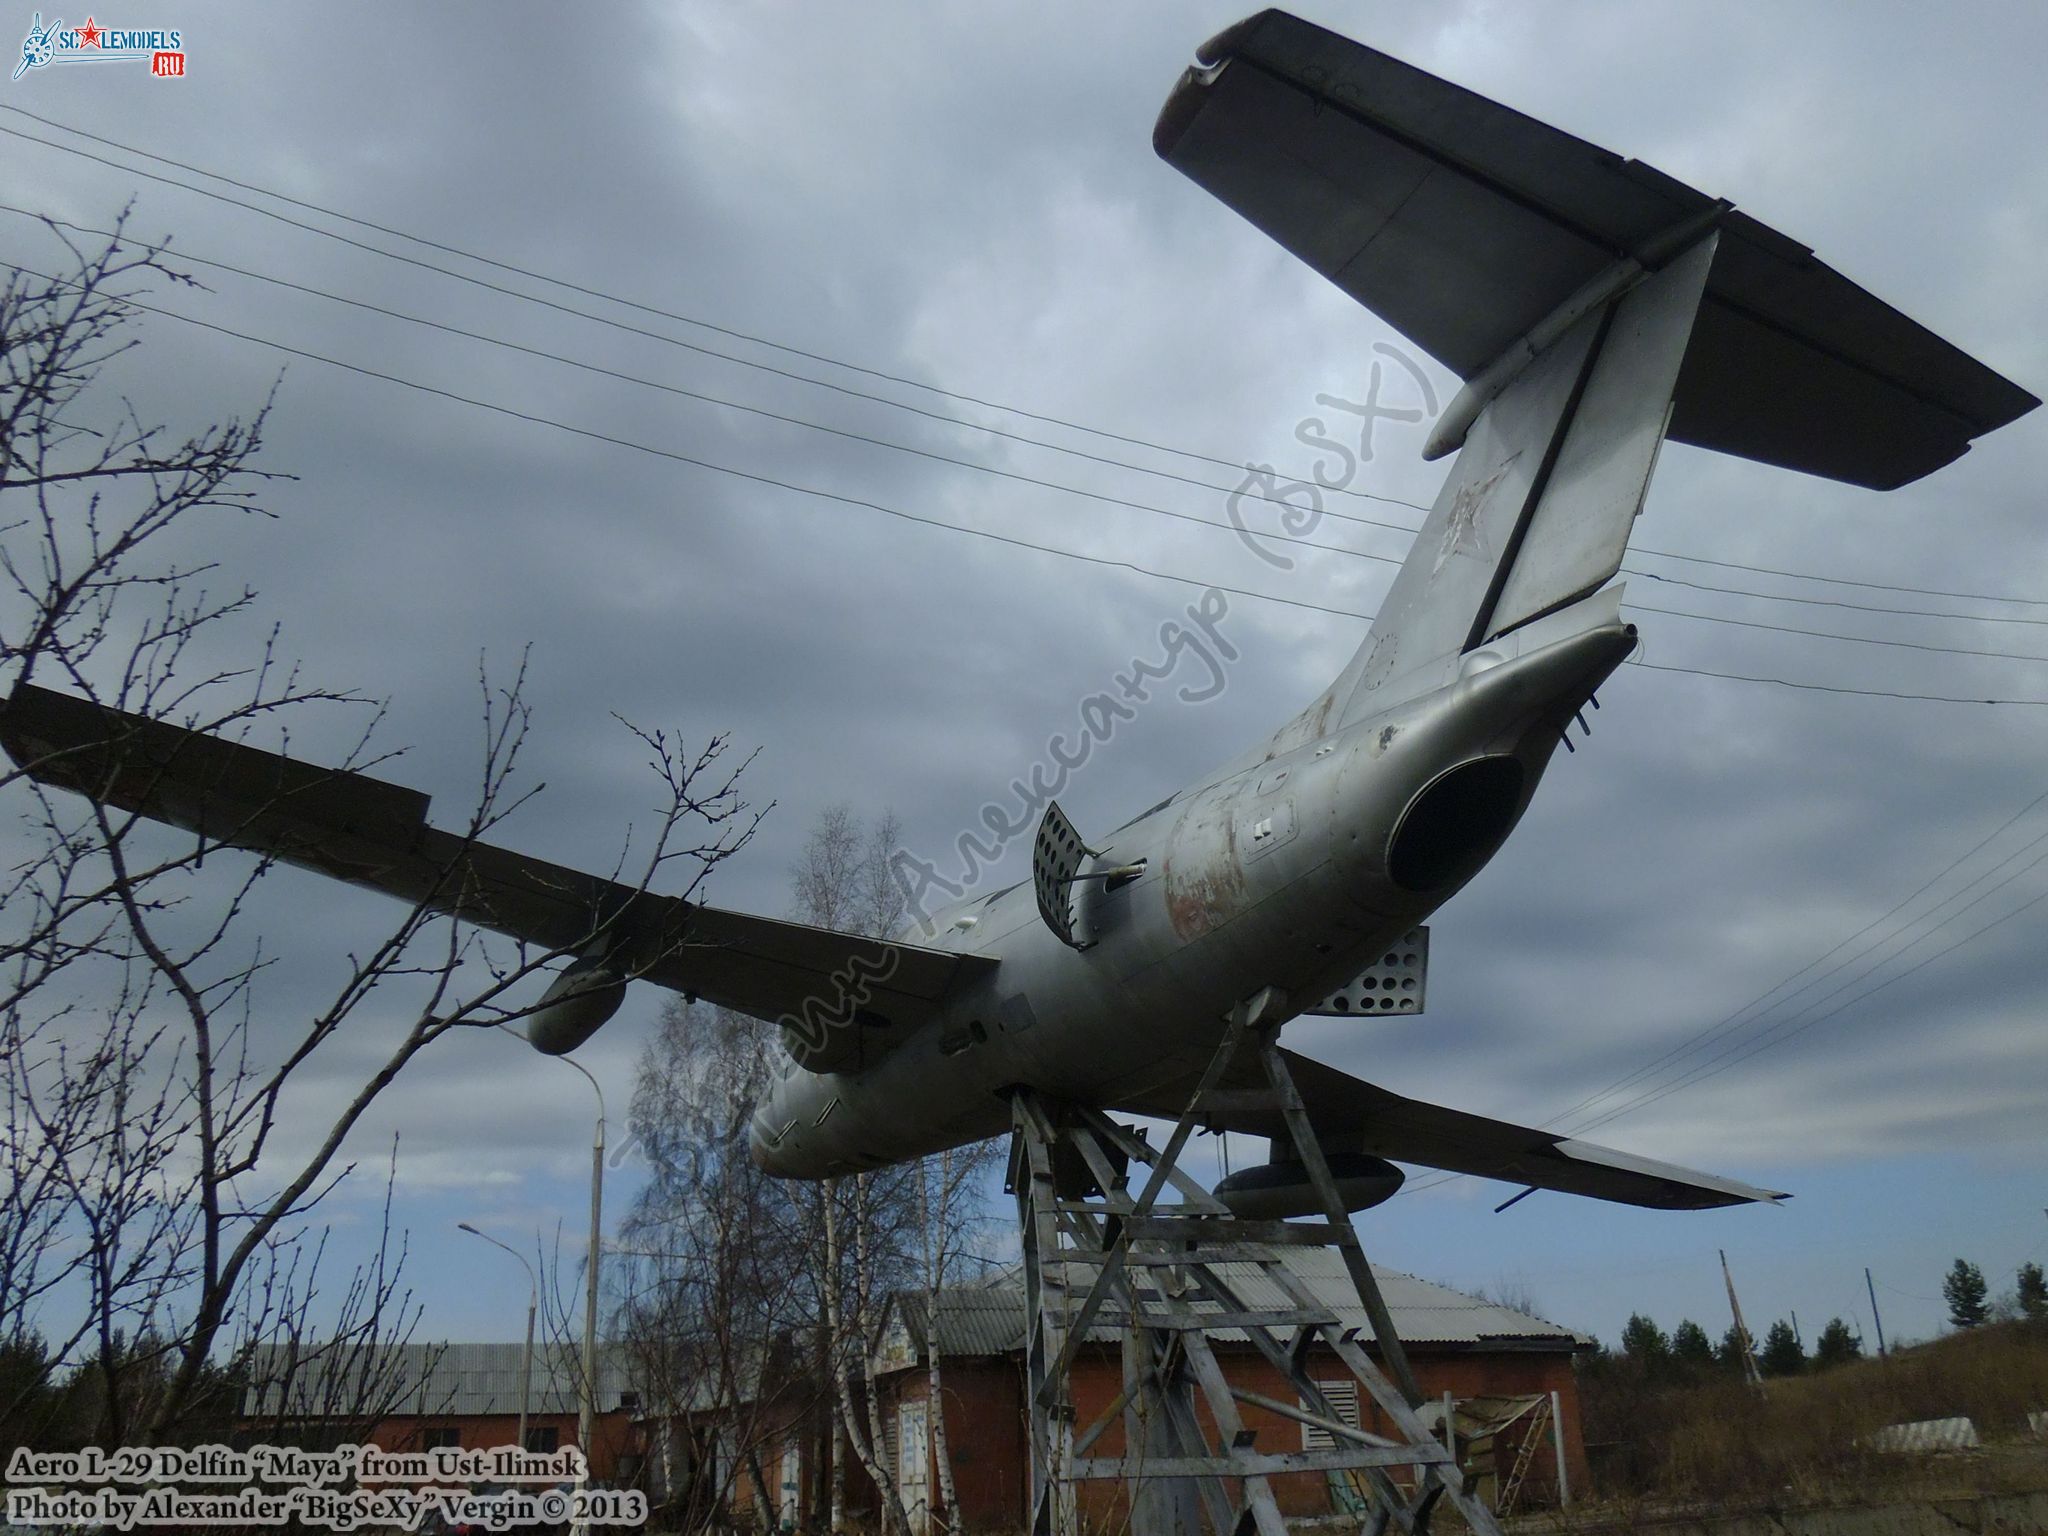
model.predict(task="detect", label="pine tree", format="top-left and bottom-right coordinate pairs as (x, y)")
top-left (1943, 1259), bottom-right (1990, 1329)
top-left (1670, 1319), bottom-right (1716, 1371)
top-left (2018, 1261), bottom-right (2047, 1322)
top-left (1716, 1322), bottom-right (1754, 1374)
top-left (1758, 1319), bottom-right (1805, 1377)
top-left (1813, 1316), bottom-right (1862, 1369)
top-left (1619, 1313), bottom-right (1671, 1374)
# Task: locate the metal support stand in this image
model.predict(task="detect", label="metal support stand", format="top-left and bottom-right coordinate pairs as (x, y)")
top-left (1008, 1006), bottom-right (1505, 1536)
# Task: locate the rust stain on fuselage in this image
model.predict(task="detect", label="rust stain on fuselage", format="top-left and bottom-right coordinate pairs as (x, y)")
top-left (1160, 792), bottom-right (1252, 941)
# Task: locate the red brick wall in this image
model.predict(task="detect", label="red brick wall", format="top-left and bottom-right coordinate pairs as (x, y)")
top-left (885, 1358), bottom-right (1027, 1530)
top-left (878, 1344), bottom-right (1582, 1531)
top-left (361, 1410), bottom-right (639, 1482)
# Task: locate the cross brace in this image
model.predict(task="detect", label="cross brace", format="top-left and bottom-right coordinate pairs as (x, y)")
top-left (1008, 1009), bottom-right (1506, 1536)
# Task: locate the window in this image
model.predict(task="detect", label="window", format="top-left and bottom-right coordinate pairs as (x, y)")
top-left (524, 1426), bottom-right (558, 1454)
top-left (420, 1426), bottom-right (461, 1450)
top-left (1301, 1380), bottom-right (1360, 1451)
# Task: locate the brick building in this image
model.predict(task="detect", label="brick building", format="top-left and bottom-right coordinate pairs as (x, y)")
top-left (867, 1250), bottom-right (1591, 1533)
top-left (240, 1342), bottom-right (642, 1483)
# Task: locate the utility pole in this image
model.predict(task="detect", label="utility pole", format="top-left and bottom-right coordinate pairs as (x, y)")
top-left (1720, 1250), bottom-right (1763, 1387)
top-left (459, 1224), bottom-right (536, 1452)
top-left (564, 1058), bottom-right (606, 1536)
top-left (497, 1022), bottom-right (606, 1522)
top-left (497, 1025), bottom-right (605, 1532)
top-left (1865, 1267), bottom-right (1888, 1357)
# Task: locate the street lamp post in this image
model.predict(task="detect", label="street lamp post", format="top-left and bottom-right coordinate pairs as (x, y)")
top-left (558, 1053), bottom-right (606, 1517)
top-left (458, 1223), bottom-right (537, 1453)
top-left (492, 1025), bottom-right (604, 1532)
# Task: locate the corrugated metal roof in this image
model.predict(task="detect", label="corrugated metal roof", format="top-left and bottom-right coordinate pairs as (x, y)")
top-left (884, 1249), bottom-right (1589, 1365)
top-left (243, 1343), bottom-right (638, 1419)
top-left (1867, 1417), bottom-right (1982, 1453)
top-left (896, 1282), bottom-right (1028, 1358)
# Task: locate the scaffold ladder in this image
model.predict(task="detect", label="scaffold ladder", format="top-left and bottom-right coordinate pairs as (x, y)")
top-left (1495, 1395), bottom-right (1550, 1518)
top-left (1008, 1000), bottom-right (1506, 1536)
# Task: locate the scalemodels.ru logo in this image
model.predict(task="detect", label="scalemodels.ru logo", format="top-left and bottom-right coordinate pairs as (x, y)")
top-left (13, 12), bottom-right (185, 81)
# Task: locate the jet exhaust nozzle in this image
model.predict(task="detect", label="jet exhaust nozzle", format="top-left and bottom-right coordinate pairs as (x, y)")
top-left (1213, 1152), bottom-right (1405, 1219)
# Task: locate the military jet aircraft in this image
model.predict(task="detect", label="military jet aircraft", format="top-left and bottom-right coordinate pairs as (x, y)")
top-left (4, 11), bottom-right (2034, 1218)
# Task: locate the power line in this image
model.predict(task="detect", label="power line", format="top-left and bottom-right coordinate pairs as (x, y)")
top-left (1412, 874), bottom-right (2048, 1197)
top-left (1628, 567), bottom-right (2048, 630)
top-left (1571, 841), bottom-right (2048, 1134)
top-left (1405, 771), bottom-right (2048, 1197)
top-left (0, 206), bottom-right (1413, 573)
top-left (1542, 784), bottom-right (2048, 1130)
top-left (16, 255), bottom-right (2048, 711)
top-left (1626, 544), bottom-right (2048, 612)
top-left (1518, 813), bottom-right (2048, 1158)
top-left (1563, 787), bottom-right (2048, 1129)
top-left (1624, 598), bottom-right (2048, 668)
top-left (0, 113), bottom-right (1435, 530)
top-left (9, 107), bottom-right (2048, 619)
top-left (10, 121), bottom-right (2042, 1207)
top-left (1628, 660), bottom-right (2048, 706)
top-left (10, 263), bottom-right (1380, 626)
top-left (18, 208), bottom-right (2048, 676)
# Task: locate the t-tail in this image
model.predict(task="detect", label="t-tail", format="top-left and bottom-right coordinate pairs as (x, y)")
top-left (1156, 9), bottom-right (2036, 754)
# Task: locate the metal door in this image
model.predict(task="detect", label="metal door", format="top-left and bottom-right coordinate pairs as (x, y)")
top-left (895, 1399), bottom-right (929, 1536)
top-left (778, 1433), bottom-right (801, 1530)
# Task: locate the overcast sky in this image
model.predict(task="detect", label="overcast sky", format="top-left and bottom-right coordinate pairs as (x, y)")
top-left (4, 1), bottom-right (2045, 1355)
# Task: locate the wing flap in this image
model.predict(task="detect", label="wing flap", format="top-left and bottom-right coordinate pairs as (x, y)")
top-left (0, 684), bottom-right (994, 1063)
top-left (1109, 1044), bottom-right (1784, 1211)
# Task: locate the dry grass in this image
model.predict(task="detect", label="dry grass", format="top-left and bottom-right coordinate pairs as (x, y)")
top-left (1579, 1318), bottom-right (2048, 1507)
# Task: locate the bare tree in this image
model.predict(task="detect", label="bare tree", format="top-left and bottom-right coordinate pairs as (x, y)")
top-left (789, 806), bottom-right (918, 1536)
top-left (233, 1139), bottom-right (441, 1452)
top-left (615, 998), bottom-right (811, 1532)
top-left (786, 811), bottom-right (1003, 1531)
top-left (798, 823), bottom-right (999, 1536)
top-left (0, 215), bottom-right (761, 1451)
top-left (915, 1138), bottom-right (1001, 1519)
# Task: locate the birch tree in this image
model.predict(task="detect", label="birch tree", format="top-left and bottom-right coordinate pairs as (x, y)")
top-left (1, 214), bottom-right (760, 1449)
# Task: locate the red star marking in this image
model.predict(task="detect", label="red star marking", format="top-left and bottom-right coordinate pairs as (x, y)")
top-left (76, 18), bottom-right (102, 47)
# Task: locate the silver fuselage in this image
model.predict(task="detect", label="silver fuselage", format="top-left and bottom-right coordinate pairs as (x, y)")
top-left (749, 599), bottom-right (1634, 1177)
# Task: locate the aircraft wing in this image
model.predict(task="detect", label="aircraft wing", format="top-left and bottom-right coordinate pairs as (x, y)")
top-left (0, 683), bottom-right (992, 1064)
top-left (1155, 9), bottom-right (2037, 489)
top-left (1109, 1045), bottom-right (1785, 1211)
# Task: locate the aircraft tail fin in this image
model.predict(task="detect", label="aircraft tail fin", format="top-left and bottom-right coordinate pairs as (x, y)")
top-left (1156, 10), bottom-right (2037, 726)
top-left (1323, 233), bottom-right (1714, 716)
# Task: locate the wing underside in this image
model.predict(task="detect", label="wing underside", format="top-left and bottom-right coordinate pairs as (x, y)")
top-left (0, 684), bottom-right (992, 1069)
top-left (1109, 1045), bottom-right (1785, 1211)
top-left (1155, 9), bottom-right (2037, 490)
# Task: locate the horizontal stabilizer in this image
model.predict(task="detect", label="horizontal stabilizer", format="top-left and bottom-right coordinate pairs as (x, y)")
top-left (1156, 10), bottom-right (2037, 489)
top-left (1111, 1044), bottom-right (1785, 1211)
top-left (0, 684), bottom-right (993, 1065)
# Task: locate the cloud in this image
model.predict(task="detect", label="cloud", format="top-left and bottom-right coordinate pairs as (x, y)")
top-left (3, 0), bottom-right (2043, 1348)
